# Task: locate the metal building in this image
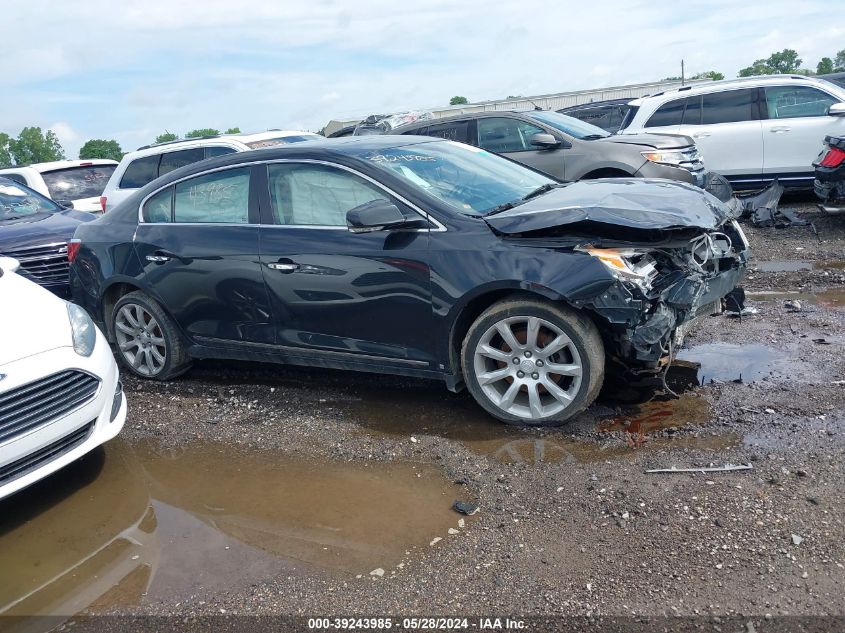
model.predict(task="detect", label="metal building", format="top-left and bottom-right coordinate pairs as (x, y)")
top-left (322, 78), bottom-right (711, 136)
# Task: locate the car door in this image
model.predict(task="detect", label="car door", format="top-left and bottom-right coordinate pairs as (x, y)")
top-left (133, 165), bottom-right (274, 345)
top-left (761, 84), bottom-right (845, 182)
top-left (257, 161), bottom-right (435, 366)
top-left (675, 88), bottom-right (763, 183)
top-left (476, 117), bottom-right (565, 179)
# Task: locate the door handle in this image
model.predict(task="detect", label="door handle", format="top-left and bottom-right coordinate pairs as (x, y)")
top-left (267, 262), bottom-right (300, 272)
top-left (146, 251), bottom-right (173, 263)
top-left (770, 126), bottom-right (791, 133)
top-left (692, 132), bottom-right (711, 138)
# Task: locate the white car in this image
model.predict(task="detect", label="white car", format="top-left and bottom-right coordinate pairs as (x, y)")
top-left (0, 160), bottom-right (118, 213)
top-left (0, 256), bottom-right (126, 501)
top-left (100, 130), bottom-right (323, 212)
top-left (620, 75), bottom-right (845, 190)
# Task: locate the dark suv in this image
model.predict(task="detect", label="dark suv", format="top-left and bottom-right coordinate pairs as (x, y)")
top-left (393, 110), bottom-right (706, 186)
top-left (70, 136), bottom-right (747, 426)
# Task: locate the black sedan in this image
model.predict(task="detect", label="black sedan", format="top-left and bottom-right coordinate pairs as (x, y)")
top-left (70, 137), bottom-right (748, 425)
top-left (0, 176), bottom-right (95, 295)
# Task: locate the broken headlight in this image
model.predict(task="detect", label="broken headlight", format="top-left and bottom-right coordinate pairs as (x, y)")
top-left (578, 247), bottom-right (659, 292)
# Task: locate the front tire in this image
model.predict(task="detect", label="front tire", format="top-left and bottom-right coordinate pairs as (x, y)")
top-left (461, 298), bottom-right (604, 426)
top-left (112, 291), bottom-right (191, 380)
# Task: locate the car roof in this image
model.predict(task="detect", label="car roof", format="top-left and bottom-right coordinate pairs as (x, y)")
top-left (628, 74), bottom-right (845, 106)
top-left (133, 130), bottom-right (318, 152)
top-left (0, 159), bottom-right (117, 174)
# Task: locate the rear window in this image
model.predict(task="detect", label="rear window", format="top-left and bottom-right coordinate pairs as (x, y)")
top-left (701, 89), bottom-right (758, 124)
top-left (245, 134), bottom-right (321, 149)
top-left (120, 155), bottom-right (160, 189)
top-left (41, 165), bottom-right (116, 200)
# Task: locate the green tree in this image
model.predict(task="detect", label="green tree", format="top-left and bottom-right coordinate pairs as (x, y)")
top-left (835, 49), bottom-right (845, 72)
top-left (692, 70), bottom-right (725, 80)
top-left (0, 133), bottom-right (11, 168)
top-left (817, 57), bottom-right (835, 75)
top-left (79, 139), bottom-right (124, 161)
top-left (766, 49), bottom-right (802, 74)
top-left (224, 127), bottom-right (241, 134)
top-left (184, 128), bottom-right (220, 138)
top-left (739, 59), bottom-right (773, 77)
top-left (8, 127), bottom-right (65, 165)
top-left (155, 131), bottom-right (178, 144)
top-left (449, 96), bottom-right (468, 105)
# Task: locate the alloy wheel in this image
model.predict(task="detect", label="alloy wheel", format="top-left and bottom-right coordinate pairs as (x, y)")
top-left (472, 316), bottom-right (583, 420)
top-left (114, 303), bottom-right (167, 377)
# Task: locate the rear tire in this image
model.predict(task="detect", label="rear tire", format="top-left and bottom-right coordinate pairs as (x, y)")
top-left (461, 298), bottom-right (604, 426)
top-left (112, 291), bottom-right (191, 380)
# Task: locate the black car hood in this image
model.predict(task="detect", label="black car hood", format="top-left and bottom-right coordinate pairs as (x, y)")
top-left (484, 179), bottom-right (732, 235)
top-left (597, 132), bottom-right (694, 150)
top-left (0, 210), bottom-right (94, 250)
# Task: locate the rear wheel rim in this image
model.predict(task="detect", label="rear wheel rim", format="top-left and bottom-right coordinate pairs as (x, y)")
top-left (472, 316), bottom-right (583, 420)
top-left (114, 304), bottom-right (167, 377)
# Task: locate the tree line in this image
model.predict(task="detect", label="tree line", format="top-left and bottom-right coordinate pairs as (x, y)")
top-left (0, 126), bottom-right (241, 168)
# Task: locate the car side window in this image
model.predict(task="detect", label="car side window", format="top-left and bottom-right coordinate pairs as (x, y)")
top-left (268, 163), bottom-right (388, 227)
top-left (477, 118), bottom-right (546, 152)
top-left (646, 99), bottom-right (685, 127)
top-left (206, 146), bottom-right (238, 159)
top-left (160, 148), bottom-right (206, 177)
top-left (1, 173), bottom-right (28, 185)
top-left (682, 96), bottom-right (702, 125)
top-left (765, 86), bottom-right (838, 119)
top-left (172, 167), bottom-right (251, 223)
top-left (701, 89), bottom-right (758, 124)
top-left (425, 121), bottom-right (470, 143)
top-left (143, 187), bottom-right (173, 223)
top-left (120, 155), bottom-right (160, 189)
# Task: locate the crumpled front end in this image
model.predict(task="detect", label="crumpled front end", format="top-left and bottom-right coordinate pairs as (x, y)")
top-left (572, 219), bottom-right (749, 366)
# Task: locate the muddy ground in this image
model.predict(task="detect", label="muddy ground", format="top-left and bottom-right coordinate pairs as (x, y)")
top-left (2, 200), bottom-right (844, 630)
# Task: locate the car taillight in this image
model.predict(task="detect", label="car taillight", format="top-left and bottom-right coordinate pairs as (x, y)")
top-left (67, 240), bottom-right (81, 263)
top-left (100, 196), bottom-right (107, 212)
top-left (819, 147), bottom-right (845, 168)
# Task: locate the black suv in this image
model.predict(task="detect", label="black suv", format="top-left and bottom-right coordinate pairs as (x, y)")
top-left (70, 136), bottom-right (747, 425)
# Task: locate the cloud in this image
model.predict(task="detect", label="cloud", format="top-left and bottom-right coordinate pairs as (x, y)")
top-left (0, 0), bottom-right (839, 151)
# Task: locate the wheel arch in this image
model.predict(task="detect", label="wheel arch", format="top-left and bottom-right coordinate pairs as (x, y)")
top-left (100, 279), bottom-right (178, 342)
top-left (580, 167), bottom-right (632, 180)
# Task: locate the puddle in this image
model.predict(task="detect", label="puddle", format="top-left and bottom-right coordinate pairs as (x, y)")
top-left (745, 288), bottom-right (845, 309)
top-left (753, 260), bottom-right (845, 272)
top-left (676, 343), bottom-right (787, 383)
top-left (598, 394), bottom-right (712, 435)
top-left (0, 440), bottom-right (466, 619)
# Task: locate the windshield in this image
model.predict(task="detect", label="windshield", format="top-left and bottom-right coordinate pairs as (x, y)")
top-left (353, 140), bottom-right (554, 215)
top-left (246, 134), bottom-right (322, 149)
top-left (41, 165), bottom-right (116, 200)
top-left (525, 111), bottom-right (611, 139)
top-left (0, 181), bottom-right (61, 220)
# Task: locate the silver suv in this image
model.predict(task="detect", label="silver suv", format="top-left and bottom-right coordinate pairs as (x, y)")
top-left (394, 110), bottom-right (705, 187)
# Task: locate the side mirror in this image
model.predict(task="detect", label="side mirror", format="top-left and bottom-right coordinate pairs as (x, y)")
top-left (529, 133), bottom-right (560, 149)
top-left (55, 199), bottom-right (75, 209)
top-left (828, 103), bottom-right (845, 117)
top-left (346, 199), bottom-right (410, 233)
top-left (0, 256), bottom-right (21, 273)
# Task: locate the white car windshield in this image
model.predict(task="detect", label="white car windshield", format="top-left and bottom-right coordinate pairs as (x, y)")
top-left (353, 140), bottom-right (555, 215)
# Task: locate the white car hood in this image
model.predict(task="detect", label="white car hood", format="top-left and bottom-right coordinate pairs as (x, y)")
top-left (0, 268), bottom-right (72, 366)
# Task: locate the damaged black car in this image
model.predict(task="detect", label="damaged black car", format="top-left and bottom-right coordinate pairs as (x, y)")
top-left (70, 136), bottom-right (748, 426)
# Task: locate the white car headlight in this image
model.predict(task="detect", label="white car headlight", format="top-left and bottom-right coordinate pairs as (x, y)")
top-left (641, 150), bottom-right (688, 167)
top-left (579, 247), bottom-right (658, 291)
top-left (66, 303), bottom-right (96, 357)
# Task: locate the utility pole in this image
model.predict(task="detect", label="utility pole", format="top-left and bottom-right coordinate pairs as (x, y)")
top-left (681, 59), bottom-right (685, 86)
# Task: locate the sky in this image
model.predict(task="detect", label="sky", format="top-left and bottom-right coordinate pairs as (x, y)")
top-left (0, 0), bottom-right (841, 158)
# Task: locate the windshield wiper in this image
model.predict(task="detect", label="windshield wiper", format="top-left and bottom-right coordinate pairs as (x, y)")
top-left (581, 134), bottom-right (606, 140)
top-left (521, 183), bottom-right (562, 201)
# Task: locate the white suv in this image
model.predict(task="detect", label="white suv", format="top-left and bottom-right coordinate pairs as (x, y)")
top-left (100, 130), bottom-right (322, 212)
top-left (621, 75), bottom-right (845, 190)
top-left (0, 160), bottom-right (117, 213)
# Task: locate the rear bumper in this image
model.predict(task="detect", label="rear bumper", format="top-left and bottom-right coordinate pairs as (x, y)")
top-left (814, 165), bottom-right (845, 202)
top-left (0, 329), bottom-right (126, 501)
